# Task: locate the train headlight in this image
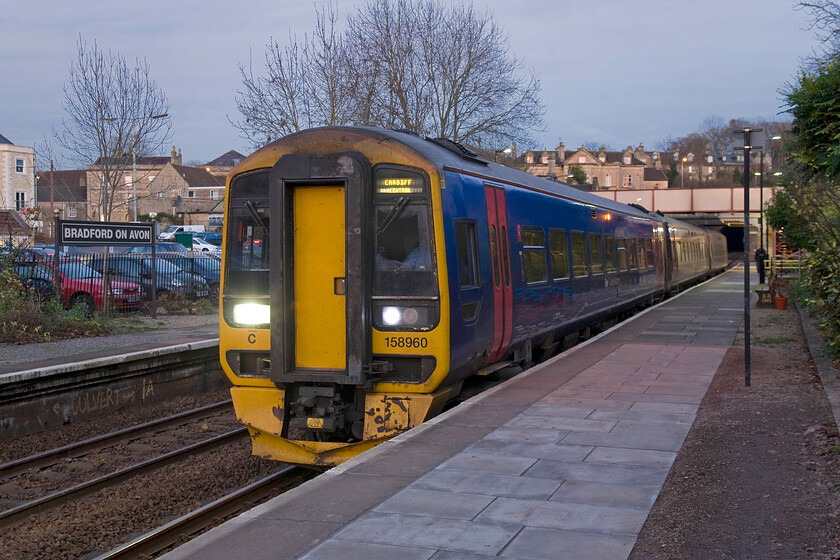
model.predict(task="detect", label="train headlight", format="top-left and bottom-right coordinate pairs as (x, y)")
top-left (376, 303), bottom-right (435, 329)
top-left (233, 303), bottom-right (270, 325)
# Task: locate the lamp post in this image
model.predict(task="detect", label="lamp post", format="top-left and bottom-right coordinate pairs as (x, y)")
top-left (101, 113), bottom-right (169, 221)
top-left (494, 147), bottom-right (512, 163)
top-left (681, 157), bottom-right (686, 188)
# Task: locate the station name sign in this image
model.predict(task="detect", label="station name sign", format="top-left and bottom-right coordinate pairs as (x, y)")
top-left (58, 220), bottom-right (154, 246)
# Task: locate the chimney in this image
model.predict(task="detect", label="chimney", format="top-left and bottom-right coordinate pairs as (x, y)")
top-left (556, 142), bottom-right (565, 163)
top-left (171, 146), bottom-right (177, 163)
top-left (548, 158), bottom-right (556, 179)
top-left (177, 148), bottom-right (182, 165)
top-left (598, 146), bottom-right (607, 163)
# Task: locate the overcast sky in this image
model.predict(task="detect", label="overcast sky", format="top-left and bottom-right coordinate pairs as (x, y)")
top-left (0, 0), bottom-right (820, 166)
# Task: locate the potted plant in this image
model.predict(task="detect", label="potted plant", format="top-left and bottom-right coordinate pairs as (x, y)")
top-left (769, 275), bottom-right (789, 310)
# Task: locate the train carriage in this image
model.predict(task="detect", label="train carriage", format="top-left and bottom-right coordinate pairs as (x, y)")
top-left (220, 126), bottom-right (727, 466)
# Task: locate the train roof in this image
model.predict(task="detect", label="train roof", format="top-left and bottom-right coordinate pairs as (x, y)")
top-left (263, 126), bottom-right (713, 233)
top-left (342, 127), bottom-right (665, 224)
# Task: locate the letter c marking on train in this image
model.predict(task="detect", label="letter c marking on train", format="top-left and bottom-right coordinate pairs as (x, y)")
top-left (248, 333), bottom-right (256, 344)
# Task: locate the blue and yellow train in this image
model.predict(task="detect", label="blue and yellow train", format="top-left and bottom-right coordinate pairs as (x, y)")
top-left (219, 126), bottom-right (728, 466)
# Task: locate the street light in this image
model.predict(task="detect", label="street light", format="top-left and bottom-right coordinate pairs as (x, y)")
top-left (494, 147), bottom-right (512, 163)
top-left (101, 113), bottom-right (169, 221)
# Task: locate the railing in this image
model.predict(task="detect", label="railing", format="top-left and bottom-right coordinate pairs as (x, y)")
top-left (1, 247), bottom-right (221, 315)
top-left (769, 254), bottom-right (804, 279)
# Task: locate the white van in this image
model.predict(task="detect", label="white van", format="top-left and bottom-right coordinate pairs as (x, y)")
top-left (159, 225), bottom-right (205, 240)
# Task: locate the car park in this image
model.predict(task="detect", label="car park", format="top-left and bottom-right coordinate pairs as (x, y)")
top-left (54, 260), bottom-right (145, 312)
top-left (87, 254), bottom-right (209, 301)
top-left (12, 264), bottom-right (56, 304)
top-left (161, 253), bottom-right (221, 303)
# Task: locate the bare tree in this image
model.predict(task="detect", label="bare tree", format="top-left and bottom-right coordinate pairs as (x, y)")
top-left (699, 115), bottom-right (731, 157)
top-left (796, 1), bottom-right (840, 57)
top-left (56, 37), bottom-right (171, 221)
top-left (235, 0), bottom-right (544, 149)
top-left (234, 2), bottom-right (354, 147)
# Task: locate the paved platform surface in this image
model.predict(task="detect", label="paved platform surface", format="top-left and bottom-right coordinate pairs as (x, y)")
top-left (0, 317), bottom-right (218, 379)
top-left (158, 268), bottom-right (774, 560)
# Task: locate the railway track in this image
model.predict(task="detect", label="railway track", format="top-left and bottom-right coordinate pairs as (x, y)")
top-left (0, 400), bottom-right (243, 529)
top-left (95, 466), bottom-right (315, 560)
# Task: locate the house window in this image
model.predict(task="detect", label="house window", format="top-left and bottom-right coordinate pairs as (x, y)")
top-left (210, 190), bottom-right (219, 200)
top-left (148, 175), bottom-right (155, 182)
top-left (188, 190), bottom-right (196, 199)
top-left (526, 155), bottom-right (534, 163)
top-left (15, 159), bottom-right (24, 173)
top-left (15, 192), bottom-right (26, 210)
top-left (157, 191), bottom-right (165, 198)
top-left (125, 176), bottom-right (133, 186)
top-left (68, 205), bottom-right (77, 218)
top-left (623, 174), bottom-right (633, 188)
top-left (605, 174), bottom-right (612, 187)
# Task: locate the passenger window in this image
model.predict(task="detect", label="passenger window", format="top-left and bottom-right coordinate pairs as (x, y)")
top-left (455, 222), bottom-right (479, 288)
top-left (605, 235), bottom-right (617, 273)
top-left (571, 230), bottom-right (587, 277)
top-left (590, 233), bottom-right (604, 275)
top-left (628, 238), bottom-right (637, 269)
top-left (549, 229), bottom-right (569, 280)
top-left (645, 239), bottom-right (655, 268)
top-left (522, 227), bottom-right (547, 284)
top-left (617, 238), bottom-right (628, 271)
top-left (637, 238), bottom-right (647, 268)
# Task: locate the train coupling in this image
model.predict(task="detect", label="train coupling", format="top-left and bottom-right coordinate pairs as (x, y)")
top-left (289, 386), bottom-right (346, 433)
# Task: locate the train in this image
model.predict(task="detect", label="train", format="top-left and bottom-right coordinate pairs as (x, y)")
top-left (219, 126), bottom-right (728, 466)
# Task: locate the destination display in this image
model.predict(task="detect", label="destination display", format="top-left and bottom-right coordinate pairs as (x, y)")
top-left (58, 220), bottom-right (154, 246)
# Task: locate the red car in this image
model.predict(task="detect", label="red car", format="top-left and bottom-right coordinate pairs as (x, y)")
top-left (54, 260), bottom-right (145, 312)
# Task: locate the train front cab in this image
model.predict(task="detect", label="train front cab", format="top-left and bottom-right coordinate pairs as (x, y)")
top-left (221, 139), bottom-right (456, 466)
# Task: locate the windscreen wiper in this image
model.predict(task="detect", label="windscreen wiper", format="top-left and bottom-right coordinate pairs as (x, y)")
top-left (245, 201), bottom-right (268, 236)
top-left (376, 197), bottom-right (408, 236)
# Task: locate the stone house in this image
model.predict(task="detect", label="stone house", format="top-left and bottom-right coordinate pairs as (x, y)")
top-left (0, 133), bottom-right (36, 213)
top-left (520, 143), bottom-right (651, 190)
top-left (145, 162), bottom-right (226, 230)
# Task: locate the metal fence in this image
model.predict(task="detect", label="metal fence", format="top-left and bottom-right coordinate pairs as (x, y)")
top-left (2, 247), bottom-right (220, 316)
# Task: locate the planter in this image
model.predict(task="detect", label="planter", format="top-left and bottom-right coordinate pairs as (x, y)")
top-left (774, 296), bottom-right (788, 310)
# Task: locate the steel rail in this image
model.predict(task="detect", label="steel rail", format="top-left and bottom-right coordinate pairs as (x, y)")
top-left (94, 466), bottom-right (316, 560)
top-left (0, 427), bottom-right (247, 529)
top-left (0, 400), bottom-right (232, 479)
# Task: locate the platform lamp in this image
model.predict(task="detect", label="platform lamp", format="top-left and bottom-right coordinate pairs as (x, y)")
top-left (494, 147), bottom-right (512, 163)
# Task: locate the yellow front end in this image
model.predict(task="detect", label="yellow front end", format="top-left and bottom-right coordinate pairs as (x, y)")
top-left (219, 127), bottom-right (455, 467)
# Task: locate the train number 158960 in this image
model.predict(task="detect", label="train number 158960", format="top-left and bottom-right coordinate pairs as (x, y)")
top-left (384, 336), bottom-right (428, 349)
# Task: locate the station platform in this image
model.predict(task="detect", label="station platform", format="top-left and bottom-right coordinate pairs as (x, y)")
top-left (160, 268), bottom-right (760, 560)
top-left (0, 317), bottom-right (218, 379)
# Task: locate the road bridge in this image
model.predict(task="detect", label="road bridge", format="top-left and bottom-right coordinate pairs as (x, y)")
top-left (593, 186), bottom-right (778, 251)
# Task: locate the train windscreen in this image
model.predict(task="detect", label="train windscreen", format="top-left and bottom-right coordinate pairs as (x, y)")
top-left (373, 168), bottom-right (436, 298)
top-left (225, 170), bottom-right (270, 299)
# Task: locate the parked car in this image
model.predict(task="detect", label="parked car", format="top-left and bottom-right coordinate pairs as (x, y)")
top-left (124, 242), bottom-right (189, 255)
top-left (188, 237), bottom-right (221, 255)
top-left (197, 232), bottom-right (222, 246)
top-left (12, 264), bottom-right (56, 304)
top-left (160, 253), bottom-right (221, 303)
top-left (158, 224), bottom-right (205, 240)
top-left (87, 255), bottom-right (209, 301)
top-left (54, 260), bottom-right (145, 312)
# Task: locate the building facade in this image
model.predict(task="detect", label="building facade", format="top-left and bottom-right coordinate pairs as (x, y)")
top-left (0, 133), bottom-right (36, 213)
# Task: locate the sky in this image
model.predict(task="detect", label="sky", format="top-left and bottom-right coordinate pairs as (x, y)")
top-left (0, 0), bottom-right (821, 167)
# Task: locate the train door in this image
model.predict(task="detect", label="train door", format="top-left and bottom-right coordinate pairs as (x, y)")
top-left (268, 153), bottom-right (372, 385)
top-left (484, 185), bottom-right (513, 364)
top-left (293, 186), bottom-right (345, 369)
